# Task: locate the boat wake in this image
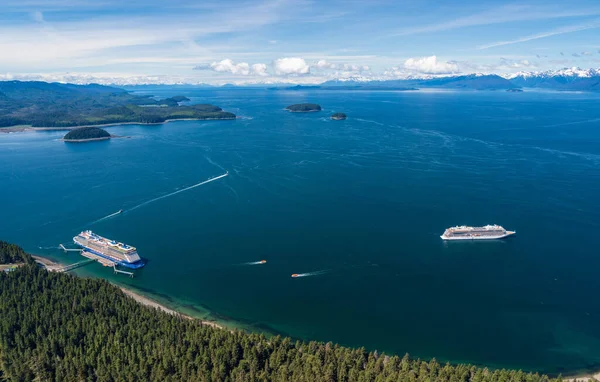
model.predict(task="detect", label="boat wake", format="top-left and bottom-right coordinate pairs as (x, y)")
top-left (244, 260), bottom-right (267, 265)
top-left (291, 270), bottom-right (328, 278)
top-left (88, 209), bottom-right (123, 225)
top-left (127, 172), bottom-right (228, 213)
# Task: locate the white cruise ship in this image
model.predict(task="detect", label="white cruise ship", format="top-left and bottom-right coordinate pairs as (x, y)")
top-left (441, 225), bottom-right (515, 240)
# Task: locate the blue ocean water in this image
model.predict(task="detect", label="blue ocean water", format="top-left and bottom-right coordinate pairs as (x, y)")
top-left (1, 88), bottom-right (600, 374)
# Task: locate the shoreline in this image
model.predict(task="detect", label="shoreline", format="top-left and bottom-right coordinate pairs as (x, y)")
top-left (29, 254), bottom-right (599, 379)
top-left (32, 254), bottom-right (222, 329)
top-left (0, 117), bottom-right (237, 133)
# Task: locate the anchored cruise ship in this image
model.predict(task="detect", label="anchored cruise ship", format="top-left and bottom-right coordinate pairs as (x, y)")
top-left (441, 225), bottom-right (515, 240)
top-left (73, 230), bottom-right (145, 269)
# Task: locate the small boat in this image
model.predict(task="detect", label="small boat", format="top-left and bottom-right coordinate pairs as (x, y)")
top-left (291, 273), bottom-right (300, 278)
top-left (260, 260), bottom-right (267, 264)
top-left (117, 209), bottom-right (123, 214)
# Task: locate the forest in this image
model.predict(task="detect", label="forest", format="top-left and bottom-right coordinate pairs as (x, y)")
top-left (0, 240), bottom-right (33, 264)
top-left (0, 81), bottom-right (235, 128)
top-left (64, 127), bottom-right (111, 140)
top-left (0, 241), bottom-right (568, 381)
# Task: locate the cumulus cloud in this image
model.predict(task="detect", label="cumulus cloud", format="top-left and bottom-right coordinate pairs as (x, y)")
top-left (251, 63), bottom-right (268, 76)
top-left (315, 60), bottom-right (369, 72)
top-left (316, 59), bottom-right (337, 69)
top-left (210, 59), bottom-right (250, 75)
top-left (403, 55), bottom-right (459, 74)
top-left (581, 51), bottom-right (592, 56)
top-left (273, 57), bottom-right (310, 75)
top-left (194, 59), bottom-right (268, 76)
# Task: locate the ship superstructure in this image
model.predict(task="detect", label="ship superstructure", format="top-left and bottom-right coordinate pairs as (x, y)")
top-left (441, 225), bottom-right (515, 240)
top-left (73, 230), bottom-right (145, 269)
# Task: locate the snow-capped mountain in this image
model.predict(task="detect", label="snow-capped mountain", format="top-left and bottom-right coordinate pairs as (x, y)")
top-left (504, 67), bottom-right (600, 91)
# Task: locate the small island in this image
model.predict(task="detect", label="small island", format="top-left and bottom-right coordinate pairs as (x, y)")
top-left (506, 88), bottom-right (524, 92)
top-left (169, 95), bottom-right (190, 102)
top-left (285, 103), bottom-right (322, 112)
top-left (156, 96), bottom-right (191, 106)
top-left (331, 112), bottom-right (347, 120)
top-left (63, 127), bottom-right (111, 142)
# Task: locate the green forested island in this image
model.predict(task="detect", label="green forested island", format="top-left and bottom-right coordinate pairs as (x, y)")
top-left (0, 241), bottom-right (564, 381)
top-left (63, 126), bottom-right (111, 141)
top-left (0, 81), bottom-right (235, 128)
top-left (331, 112), bottom-right (347, 120)
top-left (285, 103), bottom-right (322, 112)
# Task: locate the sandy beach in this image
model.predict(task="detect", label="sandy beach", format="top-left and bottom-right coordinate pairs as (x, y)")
top-left (119, 287), bottom-right (222, 329)
top-left (32, 254), bottom-right (222, 329)
top-left (566, 372), bottom-right (600, 382)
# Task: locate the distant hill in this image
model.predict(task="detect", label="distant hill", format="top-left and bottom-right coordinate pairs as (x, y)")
top-left (0, 81), bottom-right (235, 128)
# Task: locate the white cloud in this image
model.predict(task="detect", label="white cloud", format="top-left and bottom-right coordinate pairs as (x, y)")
top-left (273, 57), bottom-right (310, 75)
top-left (316, 59), bottom-right (337, 69)
top-left (252, 63), bottom-right (268, 76)
top-left (210, 59), bottom-right (250, 75)
top-left (403, 56), bottom-right (459, 74)
top-left (194, 59), bottom-right (269, 76)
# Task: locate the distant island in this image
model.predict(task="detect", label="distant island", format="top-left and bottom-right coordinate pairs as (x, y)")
top-left (63, 127), bottom-right (111, 142)
top-left (285, 103), bottom-right (322, 112)
top-left (331, 112), bottom-right (347, 120)
top-left (0, 81), bottom-right (235, 129)
top-left (506, 88), bottom-right (524, 92)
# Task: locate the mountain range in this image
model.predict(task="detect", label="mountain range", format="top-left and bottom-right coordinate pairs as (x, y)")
top-left (318, 67), bottom-right (600, 91)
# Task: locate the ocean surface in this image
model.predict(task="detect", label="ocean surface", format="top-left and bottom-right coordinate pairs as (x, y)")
top-left (2, 87), bottom-right (600, 374)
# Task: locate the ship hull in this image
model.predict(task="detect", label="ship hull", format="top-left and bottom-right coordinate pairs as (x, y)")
top-left (73, 238), bottom-right (145, 269)
top-left (441, 231), bottom-right (516, 240)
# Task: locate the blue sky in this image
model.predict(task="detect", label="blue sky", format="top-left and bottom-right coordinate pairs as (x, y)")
top-left (1, 0), bottom-right (599, 84)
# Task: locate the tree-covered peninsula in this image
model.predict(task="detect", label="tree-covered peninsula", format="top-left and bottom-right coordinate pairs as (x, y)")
top-left (285, 103), bottom-right (322, 112)
top-left (0, 81), bottom-right (235, 128)
top-left (0, 241), bottom-right (562, 381)
top-left (63, 126), bottom-right (111, 142)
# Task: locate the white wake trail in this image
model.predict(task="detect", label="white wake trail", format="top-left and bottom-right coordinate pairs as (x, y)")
top-left (127, 172), bottom-right (228, 212)
top-left (89, 210), bottom-right (123, 225)
top-left (244, 260), bottom-right (267, 265)
top-left (292, 270), bottom-right (329, 278)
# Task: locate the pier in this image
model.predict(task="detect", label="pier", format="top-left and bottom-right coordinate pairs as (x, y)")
top-left (59, 244), bottom-right (82, 252)
top-left (56, 259), bottom-right (95, 272)
top-left (113, 265), bottom-right (134, 278)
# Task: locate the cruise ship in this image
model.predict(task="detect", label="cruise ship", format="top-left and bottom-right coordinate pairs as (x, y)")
top-left (73, 231), bottom-right (145, 269)
top-left (440, 225), bottom-right (515, 240)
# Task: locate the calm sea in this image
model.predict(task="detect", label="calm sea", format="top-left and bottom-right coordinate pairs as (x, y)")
top-left (2, 87), bottom-right (600, 374)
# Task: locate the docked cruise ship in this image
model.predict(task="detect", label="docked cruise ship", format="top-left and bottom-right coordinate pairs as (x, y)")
top-left (440, 225), bottom-right (515, 240)
top-left (73, 231), bottom-right (145, 269)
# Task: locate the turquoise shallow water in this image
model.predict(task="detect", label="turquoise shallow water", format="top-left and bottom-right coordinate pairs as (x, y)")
top-left (2, 88), bottom-right (600, 374)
